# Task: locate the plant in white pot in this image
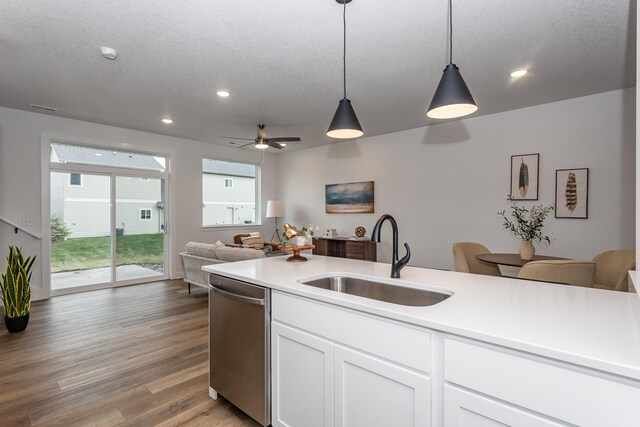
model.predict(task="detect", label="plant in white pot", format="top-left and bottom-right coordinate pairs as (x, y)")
top-left (499, 199), bottom-right (554, 260)
top-left (1, 246), bottom-right (36, 333)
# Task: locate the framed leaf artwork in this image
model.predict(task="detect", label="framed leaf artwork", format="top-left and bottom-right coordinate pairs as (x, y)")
top-left (555, 168), bottom-right (588, 219)
top-left (510, 154), bottom-right (539, 200)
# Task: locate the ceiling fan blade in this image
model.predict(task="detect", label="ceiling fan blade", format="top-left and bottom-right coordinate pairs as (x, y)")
top-left (267, 141), bottom-right (284, 149)
top-left (221, 136), bottom-right (255, 141)
top-left (238, 141), bottom-right (256, 149)
top-left (266, 137), bottom-right (301, 143)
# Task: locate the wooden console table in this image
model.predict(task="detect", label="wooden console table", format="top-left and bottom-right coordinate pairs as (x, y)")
top-left (313, 237), bottom-right (376, 262)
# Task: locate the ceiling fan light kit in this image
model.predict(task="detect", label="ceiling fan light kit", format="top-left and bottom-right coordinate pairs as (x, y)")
top-left (226, 124), bottom-right (301, 150)
top-left (427, 0), bottom-right (478, 120)
top-left (327, 0), bottom-right (364, 139)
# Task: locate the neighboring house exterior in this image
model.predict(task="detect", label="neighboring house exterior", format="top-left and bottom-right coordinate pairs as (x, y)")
top-left (50, 144), bottom-right (164, 238)
top-left (202, 159), bottom-right (256, 226)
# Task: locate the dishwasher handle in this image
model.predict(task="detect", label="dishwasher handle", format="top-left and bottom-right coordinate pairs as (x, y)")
top-left (211, 285), bottom-right (266, 306)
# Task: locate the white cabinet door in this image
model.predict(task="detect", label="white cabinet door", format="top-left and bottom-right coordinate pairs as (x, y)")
top-left (272, 321), bottom-right (334, 427)
top-left (444, 385), bottom-right (567, 427)
top-left (334, 345), bottom-right (430, 427)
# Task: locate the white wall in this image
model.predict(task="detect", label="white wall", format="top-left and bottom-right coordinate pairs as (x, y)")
top-left (278, 89), bottom-right (636, 271)
top-left (0, 106), bottom-right (279, 300)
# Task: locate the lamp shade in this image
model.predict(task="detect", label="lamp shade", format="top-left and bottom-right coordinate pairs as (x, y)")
top-left (327, 98), bottom-right (364, 139)
top-left (266, 200), bottom-right (284, 218)
top-left (427, 64), bottom-right (478, 119)
top-left (283, 223), bottom-right (298, 239)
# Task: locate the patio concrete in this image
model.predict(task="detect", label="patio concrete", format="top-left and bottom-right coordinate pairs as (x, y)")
top-left (52, 265), bottom-right (163, 290)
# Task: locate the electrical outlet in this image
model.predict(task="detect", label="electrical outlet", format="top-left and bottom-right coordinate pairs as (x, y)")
top-left (21, 217), bottom-right (37, 226)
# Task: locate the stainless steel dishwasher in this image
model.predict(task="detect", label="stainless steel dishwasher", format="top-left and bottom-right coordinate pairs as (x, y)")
top-left (208, 274), bottom-right (270, 427)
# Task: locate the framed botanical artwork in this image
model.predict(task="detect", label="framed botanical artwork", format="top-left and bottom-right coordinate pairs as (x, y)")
top-left (510, 153), bottom-right (539, 200)
top-left (325, 181), bottom-right (374, 213)
top-left (555, 168), bottom-right (589, 219)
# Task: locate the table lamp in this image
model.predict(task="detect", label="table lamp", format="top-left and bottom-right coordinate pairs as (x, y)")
top-left (266, 200), bottom-right (284, 242)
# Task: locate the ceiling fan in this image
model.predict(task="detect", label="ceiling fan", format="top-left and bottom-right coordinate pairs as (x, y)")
top-left (223, 124), bottom-right (301, 150)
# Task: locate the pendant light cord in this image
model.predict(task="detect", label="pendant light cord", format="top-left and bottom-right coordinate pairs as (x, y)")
top-left (448, 0), bottom-right (453, 64)
top-left (342, 0), bottom-right (347, 99)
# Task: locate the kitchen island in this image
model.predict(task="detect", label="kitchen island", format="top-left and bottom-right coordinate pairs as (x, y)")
top-left (203, 255), bottom-right (640, 427)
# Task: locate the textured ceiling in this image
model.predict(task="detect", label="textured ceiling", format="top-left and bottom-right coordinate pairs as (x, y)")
top-left (0, 0), bottom-right (635, 152)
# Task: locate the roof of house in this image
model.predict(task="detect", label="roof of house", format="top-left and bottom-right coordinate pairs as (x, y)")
top-left (202, 159), bottom-right (255, 178)
top-left (51, 143), bottom-right (165, 171)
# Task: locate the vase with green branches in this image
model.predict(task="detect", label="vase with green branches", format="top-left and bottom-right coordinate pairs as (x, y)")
top-left (499, 198), bottom-right (554, 260)
top-left (1, 246), bottom-right (36, 332)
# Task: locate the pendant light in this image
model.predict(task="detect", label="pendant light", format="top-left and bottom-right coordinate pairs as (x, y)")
top-left (427, 0), bottom-right (478, 119)
top-left (327, 0), bottom-right (364, 139)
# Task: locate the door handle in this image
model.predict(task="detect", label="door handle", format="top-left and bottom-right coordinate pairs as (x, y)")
top-left (211, 285), bottom-right (265, 306)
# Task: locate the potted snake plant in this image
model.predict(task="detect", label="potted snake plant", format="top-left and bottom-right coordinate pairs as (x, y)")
top-left (1, 246), bottom-right (35, 333)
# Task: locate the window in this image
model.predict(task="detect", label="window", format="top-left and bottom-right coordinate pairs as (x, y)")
top-left (69, 173), bottom-right (82, 186)
top-left (202, 159), bottom-right (258, 226)
top-left (140, 209), bottom-right (152, 220)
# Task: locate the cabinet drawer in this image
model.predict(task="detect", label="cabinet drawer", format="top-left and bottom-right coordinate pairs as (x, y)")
top-left (345, 241), bottom-right (365, 259)
top-left (444, 337), bottom-right (640, 426)
top-left (444, 384), bottom-right (565, 427)
top-left (273, 291), bottom-right (431, 373)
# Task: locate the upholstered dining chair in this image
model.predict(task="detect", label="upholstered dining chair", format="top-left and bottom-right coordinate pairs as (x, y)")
top-left (517, 260), bottom-right (596, 287)
top-left (452, 242), bottom-right (501, 276)
top-left (591, 250), bottom-right (636, 292)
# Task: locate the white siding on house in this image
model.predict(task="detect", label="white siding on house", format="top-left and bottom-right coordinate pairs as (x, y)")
top-left (202, 173), bottom-right (256, 225)
top-left (115, 176), bottom-right (163, 235)
top-left (50, 172), bottom-right (64, 219)
top-left (64, 200), bottom-right (111, 238)
top-left (61, 174), bottom-right (110, 238)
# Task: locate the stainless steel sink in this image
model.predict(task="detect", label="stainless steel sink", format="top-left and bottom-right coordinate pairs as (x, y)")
top-left (299, 275), bottom-right (451, 307)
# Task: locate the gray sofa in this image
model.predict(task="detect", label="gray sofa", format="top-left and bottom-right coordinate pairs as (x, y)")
top-left (180, 241), bottom-right (267, 292)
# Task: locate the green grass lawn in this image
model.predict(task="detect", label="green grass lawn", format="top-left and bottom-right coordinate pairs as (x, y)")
top-left (51, 234), bottom-right (164, 273)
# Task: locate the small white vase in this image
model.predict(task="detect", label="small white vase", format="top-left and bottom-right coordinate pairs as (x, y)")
top-left (520, 240), bottom-right (535, 261)
top-left (293, 236), bottom-right (307, 246)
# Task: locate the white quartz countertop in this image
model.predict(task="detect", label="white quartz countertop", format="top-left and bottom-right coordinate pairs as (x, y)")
top-left (203, 256), bottom-right (640, 380)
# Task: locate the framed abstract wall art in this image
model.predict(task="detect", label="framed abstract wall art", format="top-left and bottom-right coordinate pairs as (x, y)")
top-left (325, 181), bottom-right (374, 213)
top-left (510, 153), bottom-right (539, 200)
top-left (555, 168), bottom-right (588, 219)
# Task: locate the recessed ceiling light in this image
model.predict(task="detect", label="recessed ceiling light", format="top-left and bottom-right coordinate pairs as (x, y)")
top-left (510, 69), bottom-right (528, 78)
top-left (216, 90), bottom-right (230, 98)
top-left (162, 118), bottom-right (173, 124)
top-left (100, 47), bottom-right (117, 60)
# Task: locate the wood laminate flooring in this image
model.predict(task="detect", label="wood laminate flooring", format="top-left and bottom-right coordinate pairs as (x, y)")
top-left (0, 280), bottom-right (260, 427)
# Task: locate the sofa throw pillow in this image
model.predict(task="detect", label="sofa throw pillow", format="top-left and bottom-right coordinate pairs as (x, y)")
top-left (240, 235), bottom-right (265, 249)
top-left (215, 246), bottom-right (266, 262)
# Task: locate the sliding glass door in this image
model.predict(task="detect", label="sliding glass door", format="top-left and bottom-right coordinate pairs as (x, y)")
top-left (115, 176), bottom-right (165, 283)
top-left (49, 143), bottom-right (169, 294)
top-left (50, 172), bottom-right (113, 290)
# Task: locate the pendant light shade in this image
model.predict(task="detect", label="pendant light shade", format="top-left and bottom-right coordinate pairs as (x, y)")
top-left (427, 64), bottom-right (477, 119)
top-left (327, 98), bottom-right (363, 139)
top-left (427, 0), bottom-right (477, 120)
top-left (327, 0), bottom-right (364, 139)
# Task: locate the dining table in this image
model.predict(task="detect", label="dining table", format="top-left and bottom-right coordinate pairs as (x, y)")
top-left (476, 253), bottom-right (569, 268)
